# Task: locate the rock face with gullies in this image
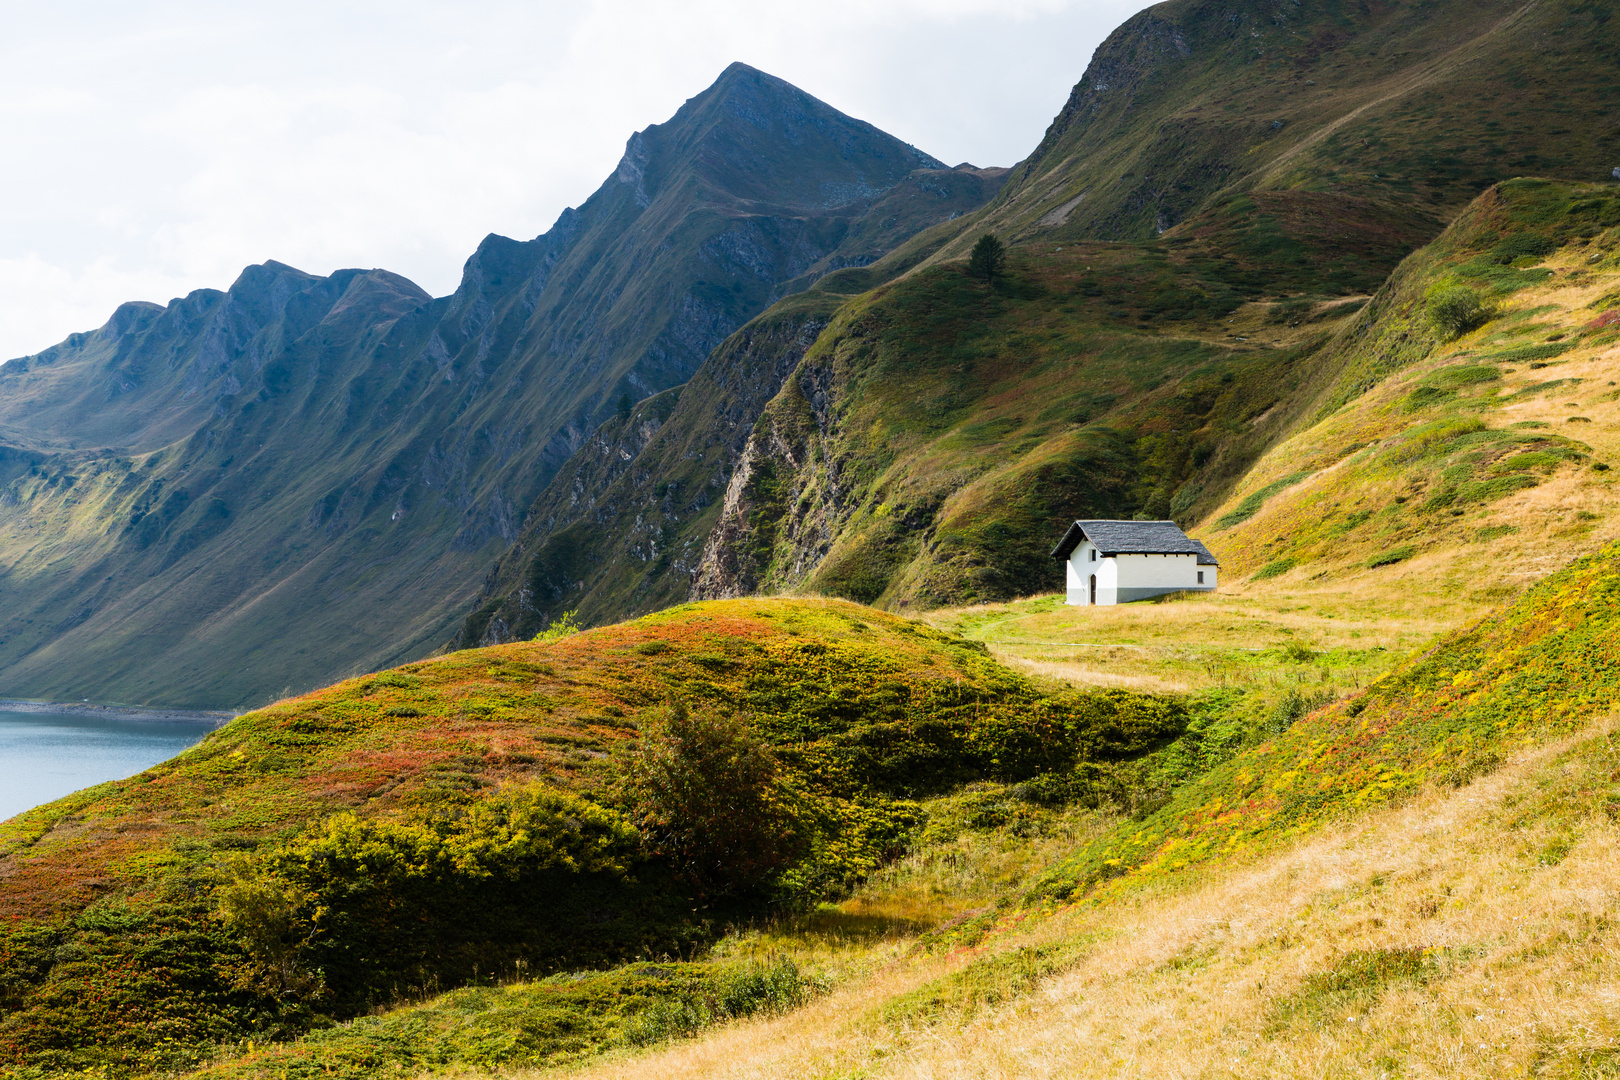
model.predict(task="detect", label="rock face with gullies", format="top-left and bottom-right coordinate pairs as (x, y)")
top-left (455, 297), bottom-right (841, 647)
top-left (0, 63), bottom-right (999, 709)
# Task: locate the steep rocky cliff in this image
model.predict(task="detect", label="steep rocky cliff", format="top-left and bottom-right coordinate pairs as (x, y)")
top-left (455, 295), bottom-right (843, 645)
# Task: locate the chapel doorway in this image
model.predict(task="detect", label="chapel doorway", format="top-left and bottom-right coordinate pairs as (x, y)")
top-left (1089, 574), bottom-right (1096, 605)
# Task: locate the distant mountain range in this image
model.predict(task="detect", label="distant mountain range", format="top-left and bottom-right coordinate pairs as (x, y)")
top-left (0, 63), bottom-right (1002, 708)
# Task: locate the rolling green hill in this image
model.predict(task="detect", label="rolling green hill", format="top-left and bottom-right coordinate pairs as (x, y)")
top-left (0, 597), bottom-right (1189, 1074)
top-left (0, 64), bottom-right (1000, 709)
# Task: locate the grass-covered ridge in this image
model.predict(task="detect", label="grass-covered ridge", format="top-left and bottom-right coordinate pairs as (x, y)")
top-left (0, 597), bottom-right (1189, 1075)
top-left (1034, 536), bottom-right (1620, 904)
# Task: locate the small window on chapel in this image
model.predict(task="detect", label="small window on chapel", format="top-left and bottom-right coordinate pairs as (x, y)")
top-left (1089, 549), bottom-right (1096, 562)
top-left (1197, 571), bottom-right (1205, 584)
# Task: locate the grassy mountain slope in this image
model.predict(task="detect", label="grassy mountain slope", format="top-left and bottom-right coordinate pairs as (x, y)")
top-left (0, 65), bottom-right (999, 709)
top-left (881, 0), bottom-right (1620, 272)
top-left (685, 176), bottom-right (1620, 615)
top-left (0, 597), bottom-right (1191, 1074)
top-left (1200, 177), bottom-right (1620, 600)
top-left (553, 714), bottom-right (1620, 1080)
top-left (689, 240), bottom-right (1360, 609)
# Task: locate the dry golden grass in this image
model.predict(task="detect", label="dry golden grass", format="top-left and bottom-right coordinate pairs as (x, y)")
top-left (525, 717), bottom-right (1620, 1080)
top-left (923, 588), bottom-right (1441, 699)
top-left (1198, 245), bottom-right (1620, 584)
top-left (987, 649), bottom-right (1198, 695)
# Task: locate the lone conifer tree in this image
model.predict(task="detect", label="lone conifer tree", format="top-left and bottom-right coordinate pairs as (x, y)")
top-left (968, 233), bottom-right (1006, 283)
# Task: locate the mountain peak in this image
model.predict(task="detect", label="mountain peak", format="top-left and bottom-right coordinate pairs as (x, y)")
top-left (629, 63), bottom-right (942, 212)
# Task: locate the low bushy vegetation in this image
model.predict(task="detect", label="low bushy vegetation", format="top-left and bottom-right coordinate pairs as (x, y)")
top-left (1426, 285), bottom-right (1494, 340)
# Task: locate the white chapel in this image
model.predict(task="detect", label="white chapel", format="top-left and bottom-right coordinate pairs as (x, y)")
top-left (1051, 519), bottom-right (1219, 606)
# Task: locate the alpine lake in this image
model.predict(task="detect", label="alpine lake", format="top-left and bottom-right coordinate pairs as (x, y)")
top-left (0, 706), bottom-right (221, 820)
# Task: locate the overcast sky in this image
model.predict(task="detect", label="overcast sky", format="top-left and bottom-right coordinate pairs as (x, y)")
top-left (0, 0), bottom-right (1149, 360)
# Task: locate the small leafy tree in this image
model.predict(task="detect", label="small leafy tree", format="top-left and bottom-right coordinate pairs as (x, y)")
top-left (617, 392), bottom-right (633, 421)
top-left (533, 609), bottom-right (580, 643)
top-left (967, 233), bottom-right (1006, 283)
top-left (621, 698), bottom-right (804, 893)
top-left (1426, 285), bottom-right (1493, 340)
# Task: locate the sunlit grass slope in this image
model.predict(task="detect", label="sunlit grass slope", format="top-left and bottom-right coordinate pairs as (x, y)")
top-left (1035, 536), bottom-right (1620, 903)
top-left (565, 720), bottom-right (1618, 1080)
top-left (178, 539), bottom-right (1620, 1080)
top-left (1204, 178), bottom-right (1620, 601)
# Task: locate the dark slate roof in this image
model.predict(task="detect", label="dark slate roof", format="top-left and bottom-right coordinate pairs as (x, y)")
top-left (1050, 520), bottom-right (1220, 565)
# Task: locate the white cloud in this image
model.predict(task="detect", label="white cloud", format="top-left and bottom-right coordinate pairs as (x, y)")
top-left (0, 0), bottom-right (1148, 360)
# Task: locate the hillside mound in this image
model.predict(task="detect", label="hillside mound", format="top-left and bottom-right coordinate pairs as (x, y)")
top-left (0, 597), bottom-right (1182, 1074)
top-left (1036, 534), bottom-right (1620, 902)
top-left (141, 535), bottom-right (1620, 1080)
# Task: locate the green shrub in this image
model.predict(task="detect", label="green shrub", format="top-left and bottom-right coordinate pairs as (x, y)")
top-left (1265, 689), bottom-right (1331, 736)
top-left (1402, 385), bottom-right (1454, 412)
top-left (1489, 233), bottom-right (1557, 264)
top-left (1280, 642), bottom-right (1318, 664)
top-left (1481, 342), bottom-right (1571, 365)
top-left (622, 957), bottom-right (814, 1046)
top-left (1425, 364), bottom-right (1500, 389)
top-left (1366, 545), bottom-right (1416, 569)
top-left (533, 609), bottom-right (581, 643)
top-left (222, 787), bottom-right (665, 1013)
top-left (1252, 557), bottom-right (1298, 580)
top-left (621, 699), bottom-right (806, 894)
top-left (1426, 286), bottom-right (1494, 339)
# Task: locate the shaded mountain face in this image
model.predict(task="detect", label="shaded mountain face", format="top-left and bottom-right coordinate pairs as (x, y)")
top-left (0, 63), bottom-right (998, 709)
top-left (458, 0), bottom-right (1620, 641)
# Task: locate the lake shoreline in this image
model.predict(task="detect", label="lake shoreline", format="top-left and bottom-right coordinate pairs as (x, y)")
top-left (0, 700), bottom-right (234, 725)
